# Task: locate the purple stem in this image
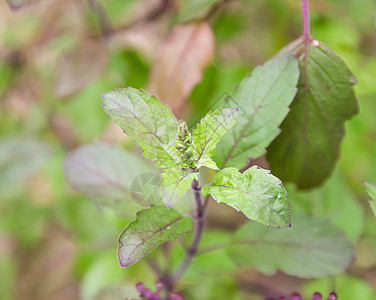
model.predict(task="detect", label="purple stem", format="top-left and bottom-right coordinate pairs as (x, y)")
top-left (302, 0), bottom-right (310, 38)
top-left (301, 0), bottom-right (310, 88)
top-left (173, 179), bottom-right (206, 282)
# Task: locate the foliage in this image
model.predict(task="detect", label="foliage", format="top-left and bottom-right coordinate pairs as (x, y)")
top-left (1, 0), bottom-right (376, 299)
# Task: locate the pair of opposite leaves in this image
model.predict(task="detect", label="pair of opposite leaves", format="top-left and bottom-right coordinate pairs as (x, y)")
top-left (102, 53), bottom-right (298, 229)
top-left (101, 38), bottom-right (357, 272)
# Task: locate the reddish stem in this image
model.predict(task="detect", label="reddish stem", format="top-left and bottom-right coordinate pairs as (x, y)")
top-left (301, 0), bottom-right (310, 88)
top-left (173, 179), bottom-right (206, 282)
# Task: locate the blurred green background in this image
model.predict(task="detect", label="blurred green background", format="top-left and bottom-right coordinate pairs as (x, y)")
top-left (1, 0), bottom-right (376, 299)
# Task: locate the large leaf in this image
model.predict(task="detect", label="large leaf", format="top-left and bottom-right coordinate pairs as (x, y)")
top-left (159, 169), bottom-right (198, 208)
top-left (64, 143), bottom-right (153, 215)
top-left (117, 206), bottom-right (193, 267)
top-left (226, 216), bottom-right (355, 278)
top-left (266, 37), bottom-right (359, 189)
top-left (0, 136), bottom-right (52, 193)
top-left (192, 107), bottom-right (239, 170)
top-left (363, 180), bottom-right (376, 217)
top-left (148, 22), bottom-right (214, 116)
top-left (102, 88), bottom-right (179, 168)
top-left (214, 54), bottom-right (299, 169)
top-left (202, 166), bottom-right (290, 228)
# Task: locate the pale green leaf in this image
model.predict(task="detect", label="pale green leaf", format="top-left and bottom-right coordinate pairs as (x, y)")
top-left (267, 37), bottom-right (359, 189)
top-left (192, 107), bottom-right (239, 170)
top-left (214, 54), bottom-right (299, 169)
top-left (159, 169), bottom-right (198, 208)
top-left (363, 180), bottom-right (376, 217)
top-left (226, 216), bottom-right (355, 278)
top-left (102, 88), bottom-right (179, 168)
top-left (64, 143), bottom-right (154, 216)
top-left (202, 166), bottom-right (290, 227)
top-left (161, 144), bottom-right (182, 165)
top-left (117, 206), bottom-right (193, 267)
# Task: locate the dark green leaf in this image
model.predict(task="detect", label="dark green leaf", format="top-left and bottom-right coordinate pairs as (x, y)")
top-left (226, 216), bottom-right (355, 278)
top-left (102, 88), bottom-right (179, 168)
top-left (202, 166), bottom-right (290, 227)
top-left (117, 206), bottom-right (193, 267)
top-left (267, 37), bottom-right (359, 189)
top-left (214, 54), bottom-right (299, 169)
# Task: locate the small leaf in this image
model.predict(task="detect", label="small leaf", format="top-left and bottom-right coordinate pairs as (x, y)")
top-left (102, 88), bottom-right (179, 168)
top-left (159, 169), bottom-right (198, 208)
top-left (0, 135), bottom-right (52, 193)
top-left (192, 107), bottom-right (239, 170)
top-left (117, 206), bottom-right (193, 267)
top-left (64, 143), bottom-right (153, 215)
top-left (226, 216), bottom-right (355, 278)
top-left (363, 180), bottom-right (376, 217)
top-left (214, 54), bottom-right (300, 169)
top-left (266, 37), bottom-right (359, 189)
top-left (148, 22), bottom-right (214, 115)
top-left (202, 166), bottom-right (290, 228)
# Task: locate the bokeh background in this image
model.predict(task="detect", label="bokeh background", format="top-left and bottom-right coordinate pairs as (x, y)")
top-left (1, 0), bottom-right (376, 299)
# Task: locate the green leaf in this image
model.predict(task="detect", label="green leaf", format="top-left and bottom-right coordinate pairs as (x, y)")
top-left (117, 206), bottom-right (193, 267)
top-left (161, 144), bottom-right (183, 165)
top-left (102, 87), bottom-right (179, 168)
top-left (64, 143), bottom-right (153, 216)
top-left (226, 216), bottom-right (355, 278)
top-left (266, 37), bottom-right (359, 189)
top-left (363, 180), bottom-right (376, 217)
top-left (192, 107), bottom-right (239, 170)
top-left (202, 166), bottom-right (290, 228)
top-left (214, 54), bottom-right (300, 169)
top-left (159, 169), bottom-right (198, 208)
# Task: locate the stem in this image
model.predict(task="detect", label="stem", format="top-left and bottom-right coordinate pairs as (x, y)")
top-left (173, 179), bottom-right (206, 282)
top-left (301, 0), bottom-right (310, 88)
top-left (301, 0), bottom-right (310, 38)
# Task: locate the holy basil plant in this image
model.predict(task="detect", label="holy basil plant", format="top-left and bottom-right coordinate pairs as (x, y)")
top-left (64, 53), bottom-right (355, 299)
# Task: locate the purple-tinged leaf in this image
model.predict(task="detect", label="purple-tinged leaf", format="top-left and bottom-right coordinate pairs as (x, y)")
top-left (118, 206), bottom-right (193, 267)
top-left (64, 143), bottom-right (153, 216)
